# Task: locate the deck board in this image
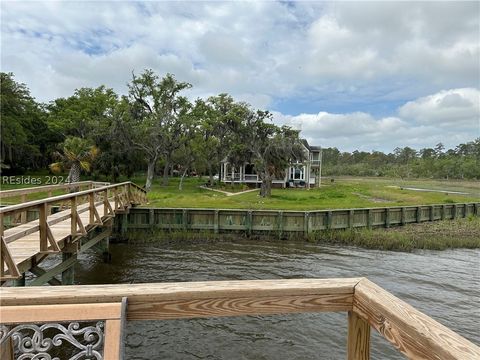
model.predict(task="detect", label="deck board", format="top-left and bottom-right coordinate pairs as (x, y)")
top-left (4, 200), bottom-right (116, 274)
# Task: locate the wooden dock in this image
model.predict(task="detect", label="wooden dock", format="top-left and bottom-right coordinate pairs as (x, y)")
top-left (0, 181), bottom-right (147, 284)
top-left (1, 278), bottom-right (479, 359)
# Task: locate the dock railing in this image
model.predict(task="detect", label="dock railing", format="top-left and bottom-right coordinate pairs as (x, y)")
top-left (0, 278), bottom-right (479, 359)
top-left (0, 182), bottom-right (147, 279)
top-left (125, 202), bottom-right (479, 235)
top-left (0, 181), bottom-right (110, 202)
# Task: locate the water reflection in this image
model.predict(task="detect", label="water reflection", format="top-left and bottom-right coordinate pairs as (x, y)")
top-left (72, 241), bottom-right (479, 359)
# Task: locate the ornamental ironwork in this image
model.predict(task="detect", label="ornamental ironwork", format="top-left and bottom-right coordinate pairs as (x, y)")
top-left (0, 321), bottom-right (105, 360)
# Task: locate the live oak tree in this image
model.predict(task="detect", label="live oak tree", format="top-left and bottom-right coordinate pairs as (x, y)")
top-left (127, 70), bottom-right (191, 191)
top-left (239, 110), bottom-right (305, 197)
top-left (47, 86), bottom-right (118, 140)
top-left (196, 94), bottom-right (250, 185)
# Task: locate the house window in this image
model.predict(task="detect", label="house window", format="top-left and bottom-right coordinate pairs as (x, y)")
top-left (289, 166), bottom-right (305, 180)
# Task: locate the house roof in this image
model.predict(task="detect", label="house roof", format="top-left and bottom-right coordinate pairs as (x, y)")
top-left (301, 139), bottom-right (321, 151)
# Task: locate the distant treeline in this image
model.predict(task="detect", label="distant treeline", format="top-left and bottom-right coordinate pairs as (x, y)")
top-left (322, 141), bottom-right (480, 179)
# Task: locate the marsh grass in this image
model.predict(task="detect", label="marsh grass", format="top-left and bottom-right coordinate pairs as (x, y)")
top-left (120, 217), bottom-right (480, 251)
top-left (318, 217), bottom-right (480, 251)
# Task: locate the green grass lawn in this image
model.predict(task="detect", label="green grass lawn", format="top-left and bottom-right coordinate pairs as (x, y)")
top-left (133, 176), bottom-right (479, 210)
top-left (2, 173), bottom-right (478, 210)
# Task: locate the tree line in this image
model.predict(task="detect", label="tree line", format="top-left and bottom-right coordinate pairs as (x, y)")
top-left (322, 141), bottom-right (480, 179)
top-left (1, 71), bottom-right (478, 198)
top-left (0, 71), bottom-right (304, 196)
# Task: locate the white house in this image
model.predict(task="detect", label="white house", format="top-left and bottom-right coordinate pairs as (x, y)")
top-left (220, 140), bottom-right (322, 188)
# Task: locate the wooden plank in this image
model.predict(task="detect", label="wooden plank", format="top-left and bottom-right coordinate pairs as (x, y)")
top-left (353, 278), bottom-right (480, 360)
top-left (1, 236), bottom-right (20, 279)
top-left (0, 181), bottom-right (94, 198)
top-left (39, 203), bottom-right (47, 251)
top-left (0, 302), bottom-right (123, 323)
top-left (347, 310), bottom-right (370, 360)
top-left (20, 194), bottom-right (27, 223)
top-left (30, 266), bottom-right (62, 285)
top-left (126, 293), bottom-right (352, 320)
top-left (0, 278), bottom-right (360, 310)
top-left (0, 181), bottom-right (132, 214)
top-left (104, 319), bottom-right (123, 359)
top-left (103, 297), bottom-right (127, 360)
top-left (29, 255), bottom-right (77, 286)
top-left (80, 229), bottom-right (112, 253)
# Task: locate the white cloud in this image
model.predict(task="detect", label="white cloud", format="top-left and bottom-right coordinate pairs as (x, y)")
top-left (398, 88), bottom-right (480, 128)
top-left (1, 1), bottom-right (479, 152)
top-left (273, 88), bottom-right (479, 152)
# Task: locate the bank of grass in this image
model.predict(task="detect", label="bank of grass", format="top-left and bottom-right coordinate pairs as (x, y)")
top-left (134, 176), bottom-right (478, 210)
top-left (319, 216), bottom-right (480, 251)
top-left (2, 173), bottom-right (479, 210)
top-left (122, 217), bottom-right (480, 251)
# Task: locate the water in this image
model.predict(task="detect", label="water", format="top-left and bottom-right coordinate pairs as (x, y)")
top-left (72, 241), bottom-right (480, 359)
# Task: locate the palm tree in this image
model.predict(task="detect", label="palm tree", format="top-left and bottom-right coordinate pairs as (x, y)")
top-left (50, 137), bottom-right (99, 184)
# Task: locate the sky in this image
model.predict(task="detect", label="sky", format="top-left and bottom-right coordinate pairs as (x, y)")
top-left (1, 1), bottom-right (479, 152)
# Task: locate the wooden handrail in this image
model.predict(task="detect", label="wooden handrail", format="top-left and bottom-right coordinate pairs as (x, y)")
top-left (0, 182), bottom-right (146, 279)
top-left (0, 182), bottom-right (144, 214)
top-left (0, 278), bottom-right (479, 359)
top-left (353, 278), bottom-right (480, 360)
top-left (0, 181), bottom-right (110, 199)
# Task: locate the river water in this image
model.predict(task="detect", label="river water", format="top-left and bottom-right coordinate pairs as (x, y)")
top-left (73, 241), bottom-right (479, 359)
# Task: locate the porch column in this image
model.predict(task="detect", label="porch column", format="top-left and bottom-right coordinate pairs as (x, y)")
top-left (306, 163), bottom-right (311, 189)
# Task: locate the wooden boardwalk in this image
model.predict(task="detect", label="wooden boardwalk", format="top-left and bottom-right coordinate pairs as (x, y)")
top-left (0, 182), bottom-right (147, 283)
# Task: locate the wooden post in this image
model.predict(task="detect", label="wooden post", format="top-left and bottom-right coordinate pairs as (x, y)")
top-left (128, 184), bottom-right (133, 205)
top-left (114, 188), bottom-right (118, 210)
top-left (247, 211), bottom-right (253, 236)
top-left (401, 207), bottom-right (406, 225)
top-left (47, 191), bottom-right (52, 216)
top-left (214, 210), bottom-right (219, 234)
top-left (39, 203), bottom-right (48, 252)
top-left (20, 194), bottom-right (27, 224)
top-left (347, 311), bottom-right (370, 360)
top-left (104, 189), bottom-right (109, 216)
top-left (367, 209), bottom-right (372, 229)
top-left (89, 193), bottom-right (95, 225)
top-left (430, 205), bottom-right (435, 221)
top-left (327, 211), bottom-right (333, 230)
top-left (452, 204), bottom-right (457, 219)
top-left (13, 272), bottom-right (26, 287)
top-left (441, 205), bottom-right (446, 220)
top-left (304, 212), bottom-right (309, 235)
top-left (61, 252), bottom-right (76, 285)
top-left (71, 196), bottom-right (77, 236)
top-left (149, 209), bottom-right (155, 226)
top-left (278, 211), bottom-right (283, 238)
top-left (121, 213), bottom-right (128, 235)
top-left (416, 206), bottom-right (422, 223)
top-left (182, 209), bottom-right (188, 230)
top-left (0, 337), bottom-right (13, 360)
top-left (349, 210), bottom-right (354, 229)
top-left (385, 208), bottom-right (390, 228)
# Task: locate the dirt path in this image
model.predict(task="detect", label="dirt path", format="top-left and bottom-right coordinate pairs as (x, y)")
top-left (386, 185), bottom-right (471, 195)
top-left (199, 186), bottom-right (259, 197)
